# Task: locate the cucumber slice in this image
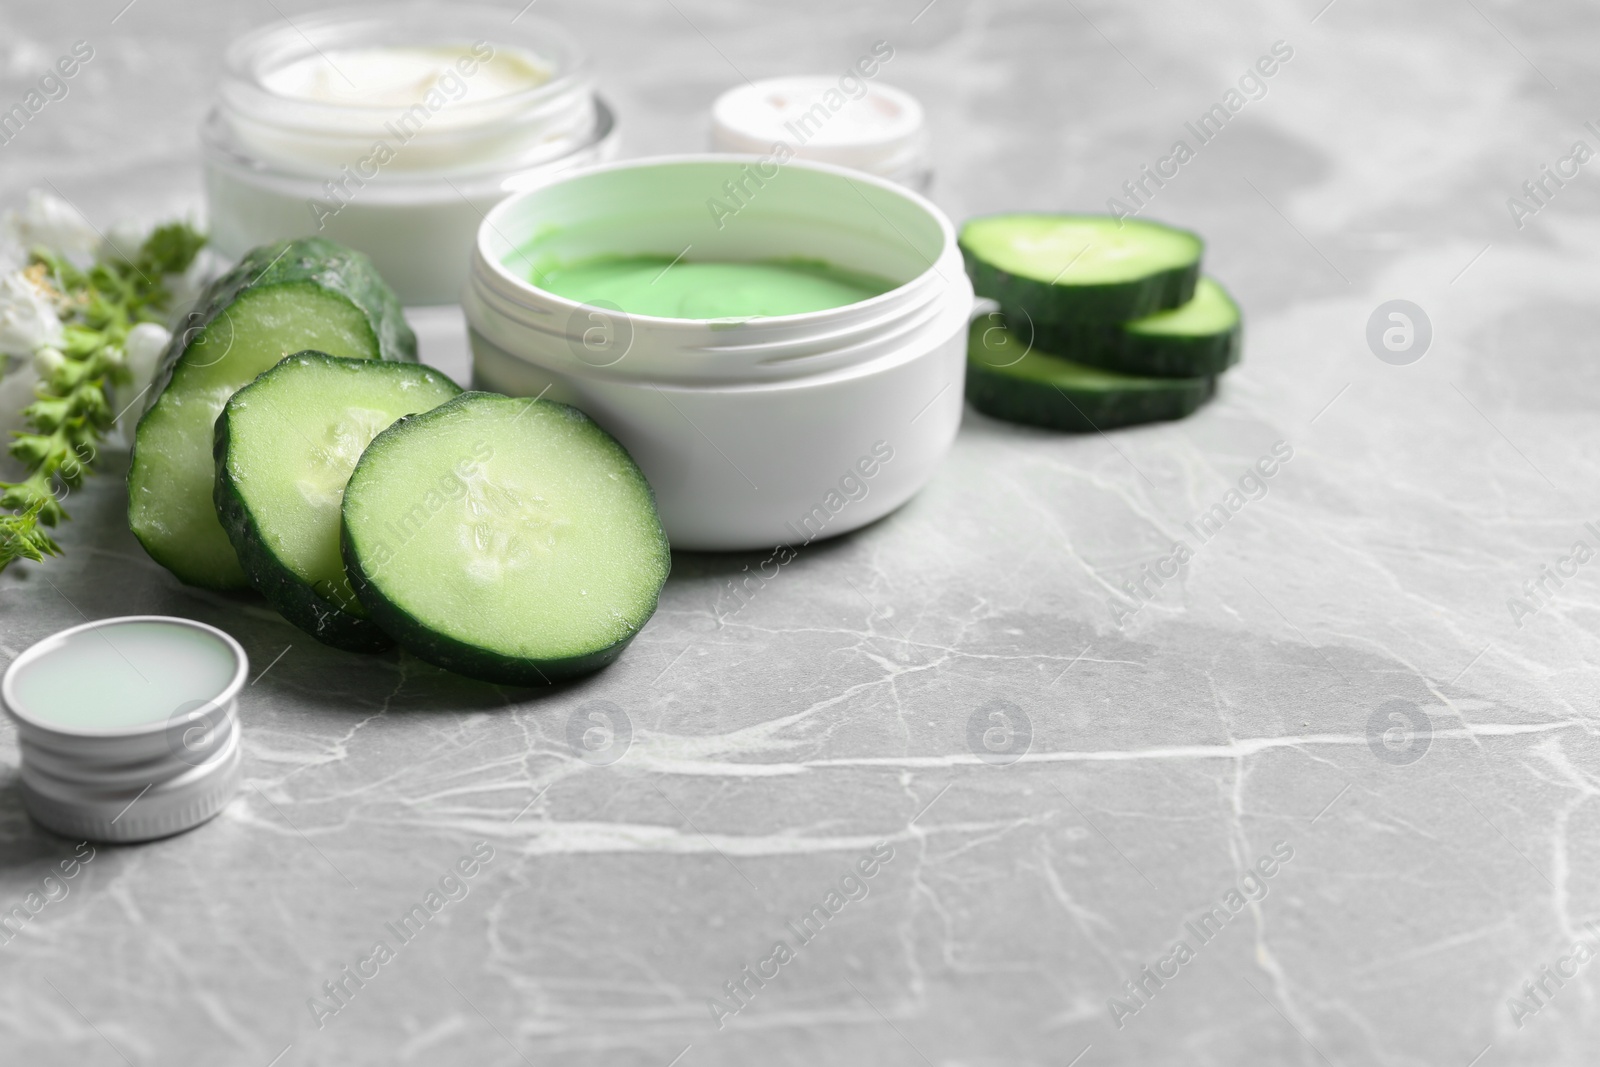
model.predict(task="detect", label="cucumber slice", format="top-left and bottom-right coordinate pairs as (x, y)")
top-left (960, 214), bottom-right (1202, 325)
top-left (214, 352), bottom-right (462, 652)
top-left (966, 317), bottom-right (1214, 432)
top-left (128, 238), bottom-right (416, 590)
top-left (341, 393), bottom-right (671, 685)
top-left (1022, 277), bottom-right (1243, 378)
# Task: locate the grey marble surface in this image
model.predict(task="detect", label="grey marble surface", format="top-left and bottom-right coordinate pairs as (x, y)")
top-left (3, 0), bottom-right (1599, 1063)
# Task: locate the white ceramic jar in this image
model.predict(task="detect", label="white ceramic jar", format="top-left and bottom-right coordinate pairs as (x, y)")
top-left (202, 4), bottom-right (618, 308)
top-left (464, 156), bottom-right (972, 551)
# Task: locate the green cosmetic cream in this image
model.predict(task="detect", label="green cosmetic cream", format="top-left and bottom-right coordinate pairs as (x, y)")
top-left (10, 621), bottom-right (239, 731)
top-left (534, 256), bottom-right (896, 320)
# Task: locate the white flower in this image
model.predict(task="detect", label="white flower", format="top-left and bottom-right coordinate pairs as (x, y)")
top-left (3, 189), bottom-right (101, 269)
top-left (32, 346), bottom-right (67, 379)
top-left (112, 321), bottom-right (172, 444)
top-left (0, 271), bottom-right (64, 359)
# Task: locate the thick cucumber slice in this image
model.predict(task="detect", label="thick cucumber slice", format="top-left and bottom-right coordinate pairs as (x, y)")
top-left (214, 353), bottom-right (462, 652)
top-left (1023, 277), bottom-right (1243, 378)
top-left (966, 317), bottom-right (1214, 432)
top-left (128, 238), bottom-right (416, 590)
top-left (341, 393), bottom-right (671, 685)
top-left (960, 214), bottom-right (1201, 325)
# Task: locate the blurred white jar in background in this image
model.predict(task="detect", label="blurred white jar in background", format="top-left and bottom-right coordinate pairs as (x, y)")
top-left (203, 4), bottom-right (619, 310)
top-left (711, 70), bottom-right (930, 191)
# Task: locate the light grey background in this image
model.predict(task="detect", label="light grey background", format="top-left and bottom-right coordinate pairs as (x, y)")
top-left (2, 0), bottom-right (1597, 1064)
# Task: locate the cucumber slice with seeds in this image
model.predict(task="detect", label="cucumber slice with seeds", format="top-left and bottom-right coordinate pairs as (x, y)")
top-left (1021, 277), bottom-right (1243, 378)
top-left (214, 352), bottom-right (462, 652)
top-left (129, 238), bottom-right (416, 590)
top-left (341, 393), bottom-right (671, 685)
top-left (960, 214), bottom-right (1202, 325)
top-left (966, 317), bottom-right (1214, 432)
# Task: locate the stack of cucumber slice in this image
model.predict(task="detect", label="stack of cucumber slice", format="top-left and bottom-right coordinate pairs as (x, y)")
top-left (213, 352), bottom-right (463, 653)
top-left (130, 238), bottom-right (669, 685)
top-left (129, 237), bottom-right (419, 588)
top-left (959, 214), bottom-right (1241, 431)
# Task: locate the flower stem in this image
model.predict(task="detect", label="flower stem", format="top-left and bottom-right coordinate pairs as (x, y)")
top-left (0, 220), bottom-right (204, 572)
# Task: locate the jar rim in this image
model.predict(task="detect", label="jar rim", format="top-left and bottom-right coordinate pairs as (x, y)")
top-left (201, 94), bottom-right (618, 187)
top-left (473, 154), bottom-right (958, 330)
top-left (466, 155), bottom-right (972, 388)
top-left (712, 77), bottom-right (925, 150)
top-left (2, 616), bottom-right (248, 741)
top-left (219, 3), bottom-right (592, 120)
top-left (212, 3), bottom-right (599, 178)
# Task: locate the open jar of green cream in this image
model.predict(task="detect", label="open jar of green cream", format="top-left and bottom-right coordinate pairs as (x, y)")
top-left (2, 617), bottom-right (247, 843)
top-left (465, 156), bottom-right (972, 551)
top-left (203, 4), bottom-right (618, 308)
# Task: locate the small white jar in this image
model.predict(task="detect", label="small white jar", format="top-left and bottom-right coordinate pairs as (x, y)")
top-left (203, 4), bottom-right (619, 308)
top-left (711, 75), bottom-right (931, 191)
top-left (464, 156), bottom-right (972, 551)
top-left (2, 617), bottom-right (247, 843)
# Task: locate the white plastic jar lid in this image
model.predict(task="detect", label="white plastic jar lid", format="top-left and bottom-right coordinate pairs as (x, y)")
top-left (711, 76), bottom-right (928, 186)
top-left (2, 616), bottom-right (248, 843)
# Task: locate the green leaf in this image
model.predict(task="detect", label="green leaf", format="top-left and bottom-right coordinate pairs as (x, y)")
top-left (140, 222), bottom-right (207, 277)
top-left (2, 210), bottom-right (206, 573)
top-left (0, 480), bottom-right (65, 527)
top-left (0, 509), bottom-right (61, 570)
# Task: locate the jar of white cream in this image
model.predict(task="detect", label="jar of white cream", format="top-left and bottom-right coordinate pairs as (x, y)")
top-left (203, 4), bottom-right (618, 308)
top-left (464, 156), bottom-right (972, 551)
top-left (2, 617), bottom-right (247, 843)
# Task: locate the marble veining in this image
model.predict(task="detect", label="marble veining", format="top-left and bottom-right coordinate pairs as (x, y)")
top-left (3, 0), bottom-right (1600, 1064)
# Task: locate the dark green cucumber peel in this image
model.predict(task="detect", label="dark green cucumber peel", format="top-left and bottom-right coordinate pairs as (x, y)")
top-left (1017, 277), bottom-right (1243, 378)
top-left (965, 318), bottom-right (1214, 432)
top-left (341, 393), bottom-right (672, 686)
top-left (142, 237), bottom-right (417, 410)
top-left (960, 214), bottom-right (1202, 326)
top-left (213, 352), bottom-right (462, 653)
top-left (129, 237), bottom-right (417, 590)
